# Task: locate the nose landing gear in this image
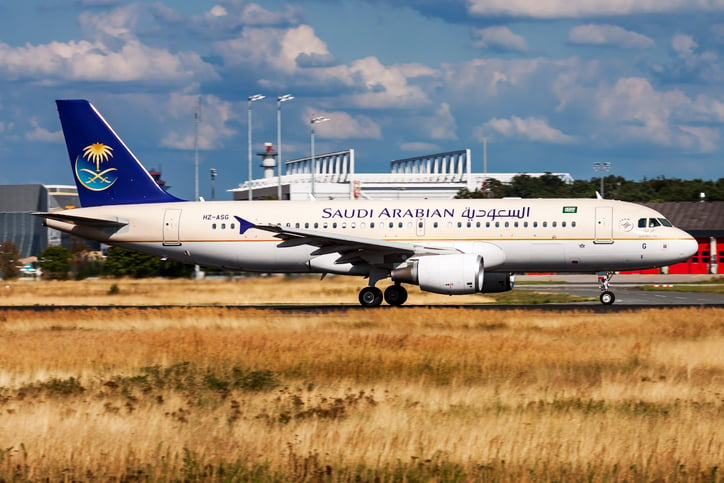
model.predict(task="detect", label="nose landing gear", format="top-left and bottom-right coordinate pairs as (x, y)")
top-left (598, 271), bottom-right (616, 305)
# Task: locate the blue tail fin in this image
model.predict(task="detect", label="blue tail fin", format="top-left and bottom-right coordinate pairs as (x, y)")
top-left (56, 99), bottom-right (183, 207)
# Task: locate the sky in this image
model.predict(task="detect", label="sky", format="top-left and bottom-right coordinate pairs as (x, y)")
top-left (1, 0), bottom-right (723, 200)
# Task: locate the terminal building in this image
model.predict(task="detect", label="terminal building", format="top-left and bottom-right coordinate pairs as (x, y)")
top-left (0, 184), bottom-right (81, 257)
top-left (230, 147), bottom-right (574, 201)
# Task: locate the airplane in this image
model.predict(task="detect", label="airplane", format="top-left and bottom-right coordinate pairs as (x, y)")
top-left (36, 99), bottom-right (698, 306)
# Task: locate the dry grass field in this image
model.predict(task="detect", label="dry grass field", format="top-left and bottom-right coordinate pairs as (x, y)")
top-left (0, 279), bottom-right (722, 481)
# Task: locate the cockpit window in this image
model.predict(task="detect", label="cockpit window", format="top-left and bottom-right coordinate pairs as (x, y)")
top-left (639, 217), bottom-right (670, 228)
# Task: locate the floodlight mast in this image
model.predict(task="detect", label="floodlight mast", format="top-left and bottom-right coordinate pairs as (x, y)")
top-left (247, 94), bottom-right (265, 200)
top-left (276, 94), bottom-right (294, 200)
top-left (310, 115), bottom-right (330, 199)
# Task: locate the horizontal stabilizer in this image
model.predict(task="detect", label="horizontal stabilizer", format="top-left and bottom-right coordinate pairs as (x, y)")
top-left (33, 211), bottom-right (128, 227)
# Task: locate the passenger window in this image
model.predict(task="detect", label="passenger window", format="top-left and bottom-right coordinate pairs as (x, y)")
top-left (418, 222), bottom-right (423, 228)
top-left (572, 221), bottom-right (576, 227)
top-left (524, 222), bottom-right (528, 228)
top-left (212, 223), bottom-right (216, 229)
top-left (562, 221), bottom-right (566, 228)
top-left (533, 221), bottom-right (538, 228)
top-left (495, 222), bottom-right (500, 228)
top-left (305, 222), bottom-right (309, 229)
top-left (341, 222), bottom-right (347, 229)
top-left (295, 223), bottom-right (300, 228)
top-left (457, 222), bottom-right (462, 228)
top-left (351, 222), bottom-right (356, 229)
top-left (543, 222), bottom-right (548, 228)
top-left (504, 221), bottom-right (509, 228)
top-left (398, 222), bottom-right (404, 228)
top-left (333, 222), bottom-right (338, 229)
top-left (360, 222), bottom-right (365, 229)
top-left (486, 222), bottom-right (491, 228)
top-left (323, 222), bottom-right (328, 229)
top-left (314, 222), bottom-right (319, 229)
top-left (370, 222), bottom-right (375, 228)
top-left (389, 222), bottom-right (394, 228)
top-left (514, 222), bottom-right (519, 228)
top-left (433, 221), bottom-right (438, 228)
top-left (231, 223), bottom-right (235, 229)
top-left (552, 221), bottom-right (557, 228)
top-left (221, 223), bottom-right (226, 229)
top-left (638, 218), bottom-right (647, 228)
top-left (467, 221), bottom-right (471, 228)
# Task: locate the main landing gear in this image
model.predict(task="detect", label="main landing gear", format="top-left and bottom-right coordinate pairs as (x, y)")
top-left (598, 271), bottom-right (616, 305)
top-left (358, 283), bottom-right (408, 307)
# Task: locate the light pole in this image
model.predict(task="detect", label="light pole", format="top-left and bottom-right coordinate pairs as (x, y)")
top-left (593, 162), bottom-right (611, 198)
top-left (247, 94), bottom-right (265, 200)
top-left (276, 94), bottom-right (294, 200)
top-left (209, 168), bottom-right (217, 201)
top-left (310, 115), bottom-right (329, 199)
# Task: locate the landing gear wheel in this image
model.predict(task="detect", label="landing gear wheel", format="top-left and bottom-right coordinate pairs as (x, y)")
top-left (384, 284), bottom-right (408, 306)
top-left (359, 287), bottom-right (383, 307)
top-left (600, 290), bottom-right (615, 305)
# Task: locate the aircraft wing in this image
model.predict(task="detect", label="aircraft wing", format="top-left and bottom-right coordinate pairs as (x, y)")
top-left (236, 216), bottom-right (457, 267)
top-left (33, 211), bottom-right (128, 227)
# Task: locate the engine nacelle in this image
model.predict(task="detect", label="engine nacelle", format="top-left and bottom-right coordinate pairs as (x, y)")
top-left (391, 253), bottom-right (483, 295)
top-left (390, 254), bottom-right (514, 295)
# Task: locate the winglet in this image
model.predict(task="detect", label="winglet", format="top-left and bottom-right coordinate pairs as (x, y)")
top-left (56, 99), bottom-right (183, 207)
top-left (234, 216), bottom-right (256, 234)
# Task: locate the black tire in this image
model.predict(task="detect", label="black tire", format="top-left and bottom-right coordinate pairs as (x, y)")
top-left (359, 287), bottom-right (383, 307)
top-left (384, 285), bottom-right (408, 306)
top-left (600, 291), bottom-right (615, 305)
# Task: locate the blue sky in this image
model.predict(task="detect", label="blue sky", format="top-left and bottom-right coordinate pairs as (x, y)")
top-left (1, 0), bottom-right (723, 200)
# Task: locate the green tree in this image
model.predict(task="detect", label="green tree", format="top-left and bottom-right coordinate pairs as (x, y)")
top-left (103, 246), bottom-right (193, 278)
top-left (0, 241), bottom-right (21, 280)
top-left (38, 245), bottom-right (73, 280)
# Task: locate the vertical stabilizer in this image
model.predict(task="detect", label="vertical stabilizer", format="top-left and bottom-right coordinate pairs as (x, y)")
top-left (56, 99), bottom-right (183, 207)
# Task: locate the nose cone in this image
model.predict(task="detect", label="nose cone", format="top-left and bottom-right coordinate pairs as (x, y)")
top-left (674, 232), bottom-right (698, 263)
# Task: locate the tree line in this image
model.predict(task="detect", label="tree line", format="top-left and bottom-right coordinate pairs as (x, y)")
top-left (456, 174), bottom-right (724, 201)
top-left (0, 242), bottom-right (193, 280)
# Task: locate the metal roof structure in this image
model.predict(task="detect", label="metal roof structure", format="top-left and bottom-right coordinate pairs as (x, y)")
top-left (230, 148), bottom-right (574, 201)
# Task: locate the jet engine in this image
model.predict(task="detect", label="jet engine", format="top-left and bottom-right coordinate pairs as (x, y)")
top-left (390, 254), bottom-right (514, 295)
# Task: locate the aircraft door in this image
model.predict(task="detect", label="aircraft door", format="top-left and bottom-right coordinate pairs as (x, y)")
top-left (163, 209), bottom-right (182, 246)
top-left (594, 206), bottom-right (613, 244)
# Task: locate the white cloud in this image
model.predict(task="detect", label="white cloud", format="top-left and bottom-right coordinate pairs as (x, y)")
top-left (472, 26), bottom-right (528, 52)
top-left (671, 34), bottom-right (699, 57)
top-left (302, 109), bottom-right (382, 139)
top-left (568, 24), bottom-right (654, 49)
top-left (399, 142), bottom-right (441, 152)
top-left (214, 25), bottom-right (331, 73)
top-left (467, 0), bottom-right (724, 18)
top-left (593, 77), bottom-right (717, 152)
top-left (480, 116), bottom-right (575, 144)
top-left (161, 93), bottom-right (236, 150)
top-left (25, 118), bottom-right (61, 143)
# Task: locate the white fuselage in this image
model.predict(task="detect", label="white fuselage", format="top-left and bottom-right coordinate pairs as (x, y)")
top-left (45, 198), bottom-right (697, 275)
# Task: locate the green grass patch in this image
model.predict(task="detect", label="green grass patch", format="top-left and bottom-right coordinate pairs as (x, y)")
top-left (639, 284), bottom-right (724, 294)
top-left (485, 290), bottom-right (595, 304)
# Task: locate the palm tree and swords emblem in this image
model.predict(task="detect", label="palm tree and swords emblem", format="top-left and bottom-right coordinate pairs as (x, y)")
top-left (75, 142), bottom-right (118, 191)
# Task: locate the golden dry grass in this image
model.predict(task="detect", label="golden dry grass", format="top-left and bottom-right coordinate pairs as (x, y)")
top-left (0, 276), bottom-right (495, 306)
top-left (0, 279), bottom-right (722, 480)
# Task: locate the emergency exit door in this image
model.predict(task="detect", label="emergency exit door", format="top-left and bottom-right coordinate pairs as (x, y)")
top-left (163, 209), bottom-right (182, 246)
